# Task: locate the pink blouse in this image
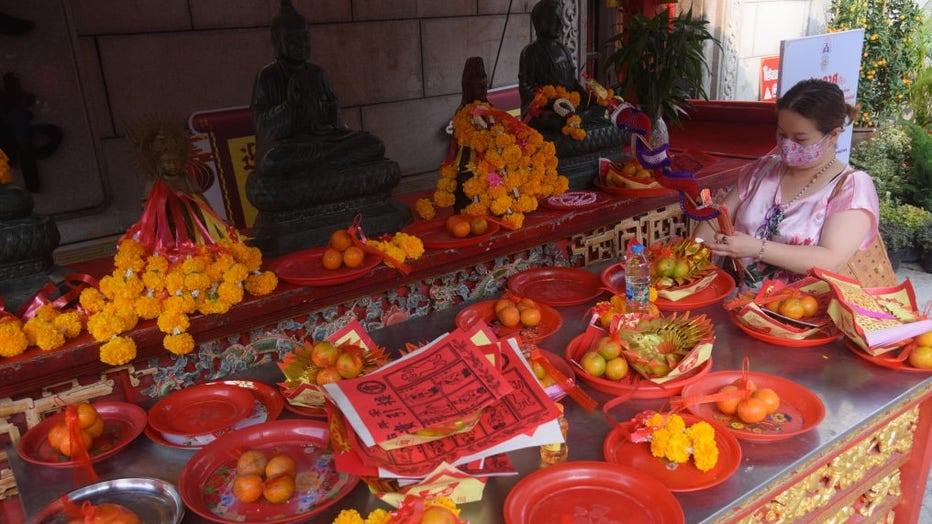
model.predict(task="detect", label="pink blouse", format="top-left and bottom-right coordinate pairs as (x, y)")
top-left (732, 154), bottom-right (880, 286)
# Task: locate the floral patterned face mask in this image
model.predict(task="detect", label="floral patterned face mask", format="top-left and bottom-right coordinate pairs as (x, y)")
top-left (778, 134), bottom-right (828, 167)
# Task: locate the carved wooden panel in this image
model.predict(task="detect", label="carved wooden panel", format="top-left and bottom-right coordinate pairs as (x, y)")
top-left (570, 205), bottom-right (691, 266)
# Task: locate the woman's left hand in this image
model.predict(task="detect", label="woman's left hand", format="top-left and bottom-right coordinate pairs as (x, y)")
top-left (707, 231), bottom-right (758, 260)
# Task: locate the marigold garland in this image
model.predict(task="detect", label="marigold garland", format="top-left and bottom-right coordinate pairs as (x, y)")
top-left (366, 232), bottom-right (424, 270)
top-left (527, 85), bottom-right (586, 140)
top-left (645, 412), bottom-right (718, 472)
top-left (418, 101), bottom-right (567, 229)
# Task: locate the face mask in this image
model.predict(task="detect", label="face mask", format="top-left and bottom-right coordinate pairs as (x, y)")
top-left (779, 134), bottom-right (828, 167)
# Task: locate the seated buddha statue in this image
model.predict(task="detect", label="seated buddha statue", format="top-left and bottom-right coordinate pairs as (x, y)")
top-left (246, 0), bottom-right (405, 256)
top-left (519, 0), bottom-right (627, 188)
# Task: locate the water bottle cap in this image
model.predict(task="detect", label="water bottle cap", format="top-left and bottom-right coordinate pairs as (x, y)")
top-left (631, 244), bottom-right (644, 254)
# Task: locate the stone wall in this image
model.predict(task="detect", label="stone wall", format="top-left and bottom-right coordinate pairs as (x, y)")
top-left (3, 0), bottom-right (586, 250)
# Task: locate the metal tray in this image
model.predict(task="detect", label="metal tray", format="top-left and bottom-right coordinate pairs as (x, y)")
top-left (26, 477), bottom-right (183, 524)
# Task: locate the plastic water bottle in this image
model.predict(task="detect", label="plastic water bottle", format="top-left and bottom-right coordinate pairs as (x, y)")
top-left (626, 244), bottom-right (651, 314)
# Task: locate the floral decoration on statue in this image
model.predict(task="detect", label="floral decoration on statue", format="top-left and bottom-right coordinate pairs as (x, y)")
top-left (332, 495), bottom-right (466, 524)
top-left (525, 85), bottom-right (586, 140)
top-left (416, 102), bottom-right (568, 229)
top-left (0, 148), bottom-right (11, 184)
top-left (79, 181), bottom-right (278, 366)
top-left (630, 411), bottom-right (719, 472)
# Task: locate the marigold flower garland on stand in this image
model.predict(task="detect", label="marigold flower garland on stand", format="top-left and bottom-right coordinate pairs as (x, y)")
top-left (79, 180), bottom-right (277, 366)
top-left (635, 411), bottom-right (719, 472)
top-left (416, 101), bottom-right (569, 229)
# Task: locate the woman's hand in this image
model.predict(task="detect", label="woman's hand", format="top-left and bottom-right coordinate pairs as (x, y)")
top-left (706, 231), bottom-right (760, 260)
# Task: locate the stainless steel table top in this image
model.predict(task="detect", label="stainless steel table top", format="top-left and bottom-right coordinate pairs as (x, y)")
top-left (9, 277), bottom-right (931, 523)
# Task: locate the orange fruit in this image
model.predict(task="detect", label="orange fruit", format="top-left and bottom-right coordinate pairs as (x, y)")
top-left (329, 229), bottom-right (353, 251)
top-left (715, 385), bottom-right (741, 415)
top-left (654, 257), bottom-right (676, 278)
top-left (47, 422), bottom-right (69, 452)
top-left (752, 388), bottom-right (780, 415)
top-left (75, 403), bottom-right (100, 429)
top-left (635, 168), bottom-right (653, 179)
top-left (421, 506), bottom-right (460, 524)
top-left (908, 345), bottom-right (932, 369)
top-left (763, 299), bottom-right (782, 313)
top-left (516, 297), bottom-right (537, 311)
top-left (736, 397), bottom-right (768, 424)
top-left (265, 455), bottom-right (297, 478)
top-left (236, 450), bottom-right (268, 477)
top-left (494, 298), bottom-right (514, 314)
top-left (263, 473), bottom-right (295, 503)
top-left (916, 331), bottom-right (932, 347)
top-left (321, 248), bottom-right (343, 270)
top-left (580, 351), bottom-right (607, 377)
top-left (519, 307), bottom-right (541, 327)
top-left (497, 306), bottom-right (521, 328)
top-left (799, 295), bottom-right (819, 317)
top-left (779, 298), bottom-right (805, 320)
top-left (732, 377), bottom-right (757, 392)
top-left (450, 220), bottom-right (471, 238)
top-left (342, 246), bottom-right (365, 268)
top-left (469, 217), bottom-right (489, 236)
top-left (604, 357), bottom-right (629, 381)
top-left (315, 367), bottom-right (342, 385)
top-left (671, 259), bottom-right (690, 280)
top-left (232, 473), bottom-right (264, 503)
top-left (57, 429), bottom-right (93, 457)
top-left (621, 162), bottom-right (638, 177)
top-left (85, 416), bottom-right (105, 439)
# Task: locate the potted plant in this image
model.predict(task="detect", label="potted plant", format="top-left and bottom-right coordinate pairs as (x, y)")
top-left (827, 0), bottom-right (924, 128)
top-left (916, 216), bottom-right (932, 273)
top-left (850, 125), bottom-right (912, 203)
top-left (602, 8), bottom-right (719, 145)
top-left (878, 201), bottom-right (914, 269)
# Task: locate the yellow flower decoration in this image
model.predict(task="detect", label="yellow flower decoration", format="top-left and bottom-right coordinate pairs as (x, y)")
top-left (0, 318), bottom-right (29, 357)
top-left (645, 412), bottom-right (718, 472)
top-left (245, 271), bottom-right (278, 296)
top-left (164, 333), bottom-right (195, 355)
top-left (99, 336), bottom-right (137, 366)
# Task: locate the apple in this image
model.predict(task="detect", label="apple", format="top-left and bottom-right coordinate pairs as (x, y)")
top-left (580, 351), bottom-right (606, 377)
top-left (594, 336), bottom-right (622, 360)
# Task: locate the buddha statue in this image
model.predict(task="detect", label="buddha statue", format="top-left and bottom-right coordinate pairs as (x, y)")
top-left (519, 0), bottom-right (627, 188)
top-left (246, 0), bottom-right (406, 257)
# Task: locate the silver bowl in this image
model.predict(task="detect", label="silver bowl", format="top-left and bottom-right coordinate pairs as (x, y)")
top-left (26, 477), bottom-right (184, 524)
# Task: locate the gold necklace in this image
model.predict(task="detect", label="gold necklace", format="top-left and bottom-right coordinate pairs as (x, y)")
top-left (781, 157), bottom-right (837, 209)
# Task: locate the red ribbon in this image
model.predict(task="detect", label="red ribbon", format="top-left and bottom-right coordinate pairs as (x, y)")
top-left (347, 214), bottom-right (407, 275)
top-left (64, 405), bottom-right (99, 486)
top-left (16, 273), bottom-right (98, 320)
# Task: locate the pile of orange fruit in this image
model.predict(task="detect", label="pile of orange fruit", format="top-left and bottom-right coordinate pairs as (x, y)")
top-left (604, 158), bottom-right (654, 187)
top-left (46, 402), bottom-right (104, 457)
top-left (762, 292), bottom-right (820, 320)
top-left (445, 215), bottom-right (489, 238)
top-left (232, 449), bottom-right (298, 504)
top-left (715, 378), bottom-right (780, 424)
top-left (308, 341), bottom-right (365, 385)
top-left (321, 229), bottom-right (365, 270)
top-left (494, 296), bottom-right (542, 329)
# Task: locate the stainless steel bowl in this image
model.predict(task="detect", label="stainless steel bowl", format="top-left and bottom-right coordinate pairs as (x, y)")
top-left (26, 477), bottom-right (184, 524)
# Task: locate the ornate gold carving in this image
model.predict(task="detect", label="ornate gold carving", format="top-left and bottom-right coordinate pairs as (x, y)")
top-left (740, 407), bottom-right (917, 523)
top-left (570, 205), bottom-right (690, 265)
top-left (0, 468), bottom-right (16, 500)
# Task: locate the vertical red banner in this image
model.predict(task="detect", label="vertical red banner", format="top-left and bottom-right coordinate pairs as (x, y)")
top-left (760, 56), bottom-right (780, 101)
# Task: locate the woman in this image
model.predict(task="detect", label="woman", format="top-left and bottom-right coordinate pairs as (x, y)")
top-left (694, 79), bottom-right (880, 290)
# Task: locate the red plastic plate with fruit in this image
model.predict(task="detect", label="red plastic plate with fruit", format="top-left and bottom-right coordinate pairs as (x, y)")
top-left (600, 264), bottom-right (735, 311)
top-left (564, 334), bottom-right (712, 399)
top-left (402, 215), bottom-right (500, 249)
top-left (845, 338), bottom-right (932, 373)
top-left (267, 246), bottom-right (382, 287)
top-left (179, 419), bottom-right (358, 524)
top-left (455, 298), bottom-right (562, 344)
top-left (602, 413), bottom-right (741, 492)
top-left (730, 312), bottom-right (843, 347)
top-left (18, 401), bottom-right (147, 467)
top-left (680, 371), bottom-right (825, 442)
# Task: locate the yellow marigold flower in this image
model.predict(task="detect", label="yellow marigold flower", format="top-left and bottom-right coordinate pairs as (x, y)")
top-left (32, 321), bottom-right (65, 351)
top-left (502, 212), bottom-right (524, 229)
top-left (426, 496), bottom-right (460, 513)
top-left (437, 176), bottom-right (457, 193)
top-left (434, 189), bottom-right (455, 208)
top-left (164, 332), bottom-right (195, 355)
top-left (0, 319), bottom-right (28, 357)
top-left (650, 426), bottom-right (671, 458)
top-left (164, 271), bottom-right (186, 295)
top-left (415, 198), bottom-right (436, 220)
top-left (33, 304), bottom-right (59, 322)
top-left (100, 336), bottom-right (136, 366)
top-left (363, 509), bottom-right (391, 524)
top-left (206, 252), bottom-right (236, 281)
top-left (233, 243), bottom-right (264, 272)
top-left (134, 294), bottom-right (162, 320)
top-left (87, 310), bottom-right (125, 341)
top-left (146, 254), bottom-right (169, 273)
top-left (664, 432), bottom-right (691, 463)
top-left (393, 232), bottom-right (424, 260)
top-left (184, 272), bottom-right (212, 293)
top-left (54, 311), bottom-right (84, 339)
top-left (181, 256), bottom-right (207, 274)
top-left (163, 293), bottom-right (195, 314)
top-left (245, 271), bottom-right (278, 296)
top-left (142, 269), bottom-right (167, 292)
top-left (463, 202), bottom-right (488, 216)
top-left (197, 297), bottom-right (231, 315)
top-left (223, 262), bottom-right (249, 284)
top-left (157, 310), bottom-right (190, 335)
top-left (489, 196), bottom-right (512, 216)
top-left (332, 509), bottom-right (364, 524)
top-left (217, 281), bottom-right (244, 304)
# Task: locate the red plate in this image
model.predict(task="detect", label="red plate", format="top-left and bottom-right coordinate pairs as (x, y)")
top-left (148, 384), bottom-right (255, 438)
top-left (17, 401), bottom-right (147, 467)
top-left (731, 312), bottom-right (843, 347)
top-left (564, 334), bottom-right (712, 399)
top-left (268, 247), bottom-right (382, 287)
top-left (594, 178), bottom-right (677, 198)
top-left (455, 300), bottom-right (562, 343)
top-left (179, 419), bottom-right (359, 524)
top-left (402, 216), bottom-right (500, 249)
top-left (845, 338), bottom-right (932, 373)
top-left (504, 461), bottom-right (684, 524)
top-left (603, 414), bottom-right (741, 492)
top-left (146, 380), bottom-right (286, 449)
top-left (507, 267), bottom-right (605, 306)
top-left (539, 190), bottom-right (611, 211)
top-left (601, 264), bottom-right (735, 311)
top-left (681, 371), bottom-right (825, 442)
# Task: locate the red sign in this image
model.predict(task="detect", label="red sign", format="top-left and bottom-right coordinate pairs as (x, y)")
top-left (760, 56), bottom-right (780, 101)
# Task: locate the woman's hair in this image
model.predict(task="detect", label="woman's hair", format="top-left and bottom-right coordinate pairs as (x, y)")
top-left (776, 78), bottom-right (860, 133)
